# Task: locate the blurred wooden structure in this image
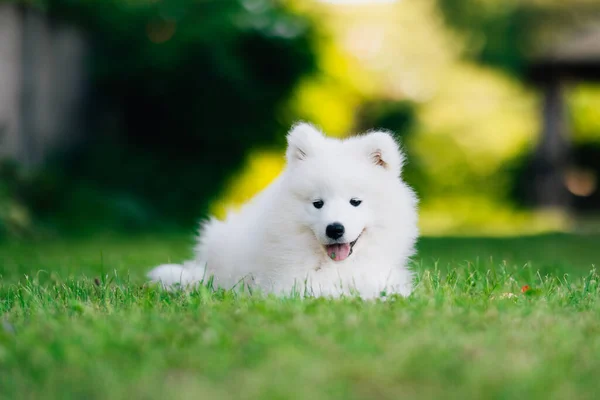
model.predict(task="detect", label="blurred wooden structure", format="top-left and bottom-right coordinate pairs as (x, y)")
top-left (0, 3), bottom-right (87, 168)
top-left (527, 24), bottom-right (600, 210)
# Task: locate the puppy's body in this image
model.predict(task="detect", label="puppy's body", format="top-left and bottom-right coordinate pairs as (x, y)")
top-left (148, 123), bottom-right (418, 298)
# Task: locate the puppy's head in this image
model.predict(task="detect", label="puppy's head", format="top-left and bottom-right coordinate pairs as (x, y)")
top-left (285, 123), bottom-right (406, 262)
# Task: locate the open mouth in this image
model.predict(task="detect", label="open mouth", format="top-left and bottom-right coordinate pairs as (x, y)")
top-left (324, 231), bottom-right (363, 262)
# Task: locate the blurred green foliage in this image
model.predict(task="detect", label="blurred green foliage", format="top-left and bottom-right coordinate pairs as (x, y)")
top-left (21, 0), bottom-right (317, 233)
top-left (0, 162), bottom-right (33, 238)
top-left (434, 0), bottom-right (538, 76)
top-left (177, 0), bottom-right (600, 235)
top-left (3, 0), bottom-right (600, 238)
top-left (433, 0), bottom-right (599, 77)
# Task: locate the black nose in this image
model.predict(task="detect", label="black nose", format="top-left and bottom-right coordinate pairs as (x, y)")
top-left (326, 223), bottom-right (345, 240)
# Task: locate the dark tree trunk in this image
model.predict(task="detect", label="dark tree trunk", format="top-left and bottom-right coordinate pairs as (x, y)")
top-left (532, 80), bottom-right (571, 209)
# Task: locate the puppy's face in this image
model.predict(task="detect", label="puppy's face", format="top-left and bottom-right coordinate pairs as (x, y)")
top-left (285, 123), bottom-right (404, 263)
top-left (304, 191), bottom-right (369, 262)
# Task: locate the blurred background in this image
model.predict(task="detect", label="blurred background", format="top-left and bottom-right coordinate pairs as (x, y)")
top-left (1, 0), bottom-right (600, 240)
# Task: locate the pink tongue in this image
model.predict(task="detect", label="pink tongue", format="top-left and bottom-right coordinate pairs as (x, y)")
top-left (326, 243), bottom-right (351, 261)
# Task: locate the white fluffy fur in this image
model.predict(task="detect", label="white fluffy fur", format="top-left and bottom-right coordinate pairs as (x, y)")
top-left (148, 123), bottom-right (419, 299)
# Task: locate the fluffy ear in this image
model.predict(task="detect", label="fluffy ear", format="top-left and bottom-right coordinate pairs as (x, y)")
top-left (361, 131), bottom-right (405, 175)
top-left (286, 122), bottom-right (324, 164)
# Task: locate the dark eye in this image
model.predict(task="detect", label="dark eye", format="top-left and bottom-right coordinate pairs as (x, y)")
top-left (350, 199), bottom-right (362, 207)
top-left (313, 200), bottom-right (324, 209)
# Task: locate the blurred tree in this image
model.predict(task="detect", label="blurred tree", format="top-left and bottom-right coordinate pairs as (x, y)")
top-left (211, 0), bottom-right (565, 235)
top-left (435, 0), bottom-right (600, 220)
top-left (433, 0), bottom-right (600, 77)
top-left (24, 0), bottom-right (317, 231)
top-left (433, 0), bottom-right (535, 76)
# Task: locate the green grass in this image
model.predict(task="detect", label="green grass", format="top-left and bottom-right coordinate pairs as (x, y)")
top-left (1, 233), bottom-right (600, 399)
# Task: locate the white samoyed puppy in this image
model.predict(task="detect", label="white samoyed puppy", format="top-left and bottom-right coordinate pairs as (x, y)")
top-left (148, 123), bottom-right (418, 298)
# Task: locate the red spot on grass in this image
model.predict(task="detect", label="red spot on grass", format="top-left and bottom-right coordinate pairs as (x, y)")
top-left (521, 285), bottom-right (530, 293)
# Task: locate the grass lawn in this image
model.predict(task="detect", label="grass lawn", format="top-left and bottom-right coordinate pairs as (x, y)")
top-left (1, 233), bottom-right (600, 399)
